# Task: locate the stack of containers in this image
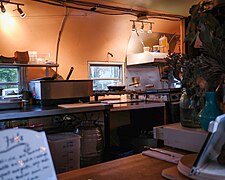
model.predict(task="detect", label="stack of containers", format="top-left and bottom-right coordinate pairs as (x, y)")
top-left (48, 133), bottom-right (81, 174)
top-left (159, 35), bottom-right (169, 53)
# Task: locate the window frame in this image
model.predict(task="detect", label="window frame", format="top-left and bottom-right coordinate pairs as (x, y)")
top-left (0, 66), bottom-right (21, 98)
top-left (88, 61), bottom-right (125, 90)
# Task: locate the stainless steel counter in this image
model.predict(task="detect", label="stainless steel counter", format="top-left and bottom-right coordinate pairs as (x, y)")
top-left (110, 101), bottom-right (165, 111)
top-left (0, 101), bottom-right (166, 164)
top-left (0, 103), bottom-right (111, 121)
top-left (0, 101), bottom-right (165, 120)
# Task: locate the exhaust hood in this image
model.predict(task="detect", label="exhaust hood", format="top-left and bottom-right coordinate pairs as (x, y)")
top-left (126, 52), bottom-right (167, 65)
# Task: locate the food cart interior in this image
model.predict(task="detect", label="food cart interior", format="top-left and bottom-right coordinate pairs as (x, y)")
top-left (1, 0), bottom-right (225, 179)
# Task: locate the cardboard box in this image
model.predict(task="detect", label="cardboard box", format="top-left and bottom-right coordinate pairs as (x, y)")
top-left (48, 133), bottom-right (81, 174)
top-left (153, 123), bottom-right (208, 152)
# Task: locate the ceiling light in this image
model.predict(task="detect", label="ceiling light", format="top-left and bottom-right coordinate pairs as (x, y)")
top-left (148, 23), bottom-right (153, 34)
top-left (140, 22), bottom-right (144, 32)
top-left (17, 5), bottom-right (26, 18)
top-left (132, 21), bottom-right (136, 31)
top-left (130, 19), bottom-right (154, 33)
top-left (1, 2), bottom-right (6, 13)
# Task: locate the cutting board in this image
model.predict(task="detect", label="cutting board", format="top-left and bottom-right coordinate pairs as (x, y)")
top-left (58, 103), bottom-right (104, 108)
top-left (161, 154), bottom-right (197, 180)
top-left (161, 166), bottom-right (190, 180)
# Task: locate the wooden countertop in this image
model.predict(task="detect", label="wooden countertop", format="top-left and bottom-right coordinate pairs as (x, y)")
top-left (57, 153), bottom-right (177, 180)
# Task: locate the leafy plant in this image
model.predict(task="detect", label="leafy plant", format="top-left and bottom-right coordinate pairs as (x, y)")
top-left (164, 52), bottom-right (204, 99)
top-left (199, 38), bottom-right (225, 91)
top-left (185, 0), bottom-right (224, 47)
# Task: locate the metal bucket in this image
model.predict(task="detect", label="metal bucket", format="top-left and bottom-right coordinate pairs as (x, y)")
top-left (74, 121), bottom-right (104, 167)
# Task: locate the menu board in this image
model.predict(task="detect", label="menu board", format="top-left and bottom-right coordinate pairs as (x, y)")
top-left (0, 128), bottom-right (57, 180)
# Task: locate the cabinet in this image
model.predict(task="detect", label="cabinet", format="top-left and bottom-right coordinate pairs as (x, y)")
top-left (0, 103), bottom-right (111, 158)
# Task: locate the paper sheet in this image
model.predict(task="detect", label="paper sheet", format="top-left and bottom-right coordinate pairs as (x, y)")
top-left (142, 148), bottom-right (184, 164)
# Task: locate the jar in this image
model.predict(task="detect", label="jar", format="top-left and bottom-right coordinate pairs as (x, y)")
top-left (179, 89), bottom-right (201, 128)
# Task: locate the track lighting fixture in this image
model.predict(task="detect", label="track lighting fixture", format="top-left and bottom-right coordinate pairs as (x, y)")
top-left (0, 1), bottom-right (26, 18)
top-left (132, 21), bottom-right (136, 31)
top-left (148, 23), bottom-right (153, 34)
top-left (130, 20), bottom-right (154, 33)
top-left (17, 5), bottom-right (26, 18)
top-left (140, 22), bottom-right (144, 32)
top-left (136, 13), bottom-right (148, 21)
top-left (1, 2), bottom-right (6, 13)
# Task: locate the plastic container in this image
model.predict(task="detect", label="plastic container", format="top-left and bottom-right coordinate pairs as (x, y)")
top-left (47, 133), bottom-right (81, 173)
top-left (153, 45), bottom-right (160, 52)
top-left (159, 35), bottom-right (169, 53)
top-left (162, 35), bottom-right (168, 47)
top-left (74, 121), bottom-right (104, 168)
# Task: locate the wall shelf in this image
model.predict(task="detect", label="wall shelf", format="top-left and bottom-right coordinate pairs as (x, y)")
top-left (0, 63), bottom-right (59, 91)
top-left (126, 52), bottom-right (167, 66)
top-left (0, 63), bottom-right (59, 68)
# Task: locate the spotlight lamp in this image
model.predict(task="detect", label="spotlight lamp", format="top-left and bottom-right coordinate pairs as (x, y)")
top-left (132, 21), bottom-right (136, 31)
top-left (1, 2), bottom-right (6, 13)
top-left (140, 22), bottom-right (144, 32)
top-left (17, 5), bottom-right (26, 18)
top-left (148, 23), bottom-right (153, 34)
top-left (0, 1), bottom-right (26, 18)
top-left (130, 20), bottom-right (154, 33)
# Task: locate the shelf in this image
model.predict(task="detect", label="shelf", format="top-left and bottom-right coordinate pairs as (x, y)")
top-left (126, 52), bottom-right (167, 66)
top-left (0, 63), bottom-right (59, 67)
top-left (0, 63), bottom-right (59, 90)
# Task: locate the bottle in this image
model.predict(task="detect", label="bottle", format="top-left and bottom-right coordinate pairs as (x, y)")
top-left (163, 35), bottom-right (169, 53)
top-left (159, 36), bottom-right (163, 47)
top-left (162, 35), bottom-right (167, 47)
top-left (159, 35), bottom-right (169, 53)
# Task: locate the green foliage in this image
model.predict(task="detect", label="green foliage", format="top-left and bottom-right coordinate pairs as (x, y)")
top-left (164, 53), bottom-right (204, 100)
top-left (199, 38), bottom-right (225, 91)
top-left (0, 68), bottom-right (18, 89)
top-left (185, 0), bottom-right (224, 46)
top-left (0, 68), bottom-right (18, 82)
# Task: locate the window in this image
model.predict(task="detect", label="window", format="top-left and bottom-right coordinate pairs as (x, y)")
top-left (0, 67), bottom-right (20, 98)
top-left (88, 62), bottom-right (124, 90)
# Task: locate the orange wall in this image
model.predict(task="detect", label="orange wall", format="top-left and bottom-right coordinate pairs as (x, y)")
top-left (0, 0), bottom-right (180, 80)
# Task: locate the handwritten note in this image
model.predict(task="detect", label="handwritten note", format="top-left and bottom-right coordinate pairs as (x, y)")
top-left (0, 128), bottom-right (57, 180)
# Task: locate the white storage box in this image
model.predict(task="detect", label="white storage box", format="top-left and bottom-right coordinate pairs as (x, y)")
top-left (153, 123), bottom-right (208, 152)
top-left (48, 133), bottom-right (81, 173)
